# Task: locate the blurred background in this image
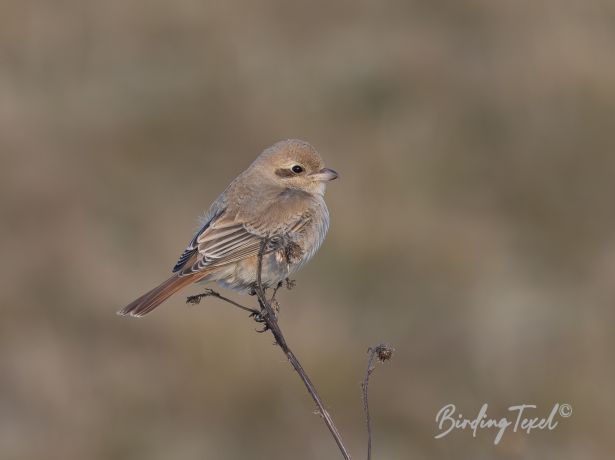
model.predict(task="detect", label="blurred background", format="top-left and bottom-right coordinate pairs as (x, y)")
top-left (2, 0), bottom-right (615, 459)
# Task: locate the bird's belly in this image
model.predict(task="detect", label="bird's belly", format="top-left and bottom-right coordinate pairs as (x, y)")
top-left (209, 250), bottom-right (291, 294)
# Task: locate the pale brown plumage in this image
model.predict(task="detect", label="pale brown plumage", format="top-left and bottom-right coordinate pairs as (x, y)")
top-left (118, 139), bottom-right (337, 317)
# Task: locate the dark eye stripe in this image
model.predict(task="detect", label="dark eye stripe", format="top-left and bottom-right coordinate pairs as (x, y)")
top-left (275, 168), bottom-right (295, 178)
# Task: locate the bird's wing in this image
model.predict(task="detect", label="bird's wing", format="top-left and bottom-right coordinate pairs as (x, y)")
top-left (174, 192), bottom-right (314, 276)
top-left (174, 214), bottom-right (265, 276)
top-left (171, 181), bottom-right (234, 273)
top-left (172, 209), bottom-right (221, 273)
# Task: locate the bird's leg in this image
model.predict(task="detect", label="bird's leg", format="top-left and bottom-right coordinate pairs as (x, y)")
top-left (248, 284), bottom-right (276, 333)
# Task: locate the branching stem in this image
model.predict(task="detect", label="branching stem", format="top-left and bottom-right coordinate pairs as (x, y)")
top-left (187, 240), bottom-right (394, 460)
top-left (253, 240), bottom-right (353, 460)
top-left (188, 240), bottom-right (353, 459)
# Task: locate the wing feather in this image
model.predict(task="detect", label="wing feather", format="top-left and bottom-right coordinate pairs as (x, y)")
top-left (175, 216), bottom-right (263, 275)
top-left (174, 189), bottom-right (316, 277)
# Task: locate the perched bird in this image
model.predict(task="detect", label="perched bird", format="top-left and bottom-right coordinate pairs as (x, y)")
top-left (118, 139), bottom-right (338, 317)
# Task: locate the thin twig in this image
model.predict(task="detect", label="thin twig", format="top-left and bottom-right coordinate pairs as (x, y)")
top-left (362, 344), bottom-right (394, 460)
top-left (269, 278), bottom-right (293, 313)
top-left (187, 289), bottom-right (260, 316)
top-left (186, 240), bottom-right (354, 459)
top-left (253, 239), bottom-right (353, 460)
top-left (186, 288), bottom-right (269, 332)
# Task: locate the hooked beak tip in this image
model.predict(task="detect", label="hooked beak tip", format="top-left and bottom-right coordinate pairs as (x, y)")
top-left (317, 167), bottom-right (339, 181)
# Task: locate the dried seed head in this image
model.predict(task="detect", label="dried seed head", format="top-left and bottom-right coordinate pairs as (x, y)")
top-left (374, 344), bottom-right (394, 362)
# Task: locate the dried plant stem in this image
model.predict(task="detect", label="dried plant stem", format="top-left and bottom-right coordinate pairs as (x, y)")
top-left (189, 240), bottom-right (352, 460)
top-left (188, 242), bottom-right (395, 460)
top-left (186, 289), bottom-right (259, 316)
top-left (363, 349), bottom-right (377, 460)
top-left (362, 344), bottom-right (394, 460)
top-left (252, 240), bottom-right (353, 460)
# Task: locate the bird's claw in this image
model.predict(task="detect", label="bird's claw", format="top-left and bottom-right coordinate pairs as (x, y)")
top-left (250, 310), bottom-right (270, 332)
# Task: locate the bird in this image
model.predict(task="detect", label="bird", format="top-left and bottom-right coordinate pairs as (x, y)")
top-left (118, 139), bottom-right (338, 317)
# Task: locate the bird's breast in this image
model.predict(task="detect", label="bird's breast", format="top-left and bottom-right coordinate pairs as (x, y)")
top-left (288, 198), bottom-right (329, 272)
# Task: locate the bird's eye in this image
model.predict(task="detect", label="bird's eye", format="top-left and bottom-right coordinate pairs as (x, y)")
top-left (291, 165), bottom-right (304, 174)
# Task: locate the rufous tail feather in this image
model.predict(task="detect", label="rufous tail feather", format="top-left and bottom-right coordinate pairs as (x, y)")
top-left (118, 273), bottom-right (204, 317)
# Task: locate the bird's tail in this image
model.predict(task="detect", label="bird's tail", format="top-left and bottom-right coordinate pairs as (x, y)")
top-left (118, 273), bottom-right (205, 317)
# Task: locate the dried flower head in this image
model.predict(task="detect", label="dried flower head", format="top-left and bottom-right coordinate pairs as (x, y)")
top-left (374, 344), bottom-right (394, 362)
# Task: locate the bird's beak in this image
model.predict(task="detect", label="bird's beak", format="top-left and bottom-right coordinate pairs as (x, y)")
top-left (310, 168), bottom-right (339, 182)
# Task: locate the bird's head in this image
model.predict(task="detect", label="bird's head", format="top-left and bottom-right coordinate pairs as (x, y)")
top-left (254, 139), bottom-right (338, 196)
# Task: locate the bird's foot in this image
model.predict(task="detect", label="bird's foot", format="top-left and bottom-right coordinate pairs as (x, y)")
top-left (250, 309), bottom-right (271, 333)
